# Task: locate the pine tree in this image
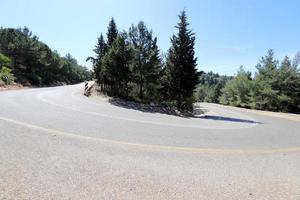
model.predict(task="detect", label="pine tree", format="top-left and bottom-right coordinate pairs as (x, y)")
top-left (277, 56), bottom-right (300, 112)
top-left (165, 11), bottom-right (200, 110)
top-left (220, 66), bottom-right (252, 107)
top-left (107, 18), bottom-right (118, 47)
top-left (101, 35), bottom-right (132, 97)
top-left (128, 21), bottom-right (161, 101)
top-left (293, 52), bottom-right (300, 67)
top-left (86, 33), bottom-right (108, 89)
top-left (0, 27), bottom-right (91, 85)
top-left (94, 34), bottom-right (107, 85)
top-left (251, 50), bottom-right (280, 111)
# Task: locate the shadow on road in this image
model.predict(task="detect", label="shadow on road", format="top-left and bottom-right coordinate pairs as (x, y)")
top-left (108, 98), bottom-right (181, 116)
top-left (199, 115), bottom-right (262, 124)
top-left (109, 99), bottom-right (262, 124)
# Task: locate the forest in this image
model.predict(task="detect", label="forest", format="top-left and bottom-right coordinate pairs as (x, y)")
top-left (196, 50), bottom-right (300, 113)
top-left (219, 50), bottom-right (300, 113)
top-left (0, 27), bottom-right (92, 87)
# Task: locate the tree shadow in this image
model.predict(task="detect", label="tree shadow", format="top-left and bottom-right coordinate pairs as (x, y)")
top-left (108, 98), bottom-right (182, 116)
top-left (197, 115), bottom-right (262, 124)
top-left (109, 99), bottom-right (262, 124)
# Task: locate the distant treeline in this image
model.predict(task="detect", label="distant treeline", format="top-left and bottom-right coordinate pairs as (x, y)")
top-left (196, 72), bottom-right (232, 103)
top-left (88, 11), bottom-right (200, 111)
top-left (196, 50), bottom-right (300, 114)
top-left (0, 27), bottom-right (92, 86)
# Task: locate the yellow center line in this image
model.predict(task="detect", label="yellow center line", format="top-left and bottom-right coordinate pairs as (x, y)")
top-left (1, 116), bottom-right (300, 155)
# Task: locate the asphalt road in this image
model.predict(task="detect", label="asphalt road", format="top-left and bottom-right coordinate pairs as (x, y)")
top-left (0, 83), bottom-right (300, 200)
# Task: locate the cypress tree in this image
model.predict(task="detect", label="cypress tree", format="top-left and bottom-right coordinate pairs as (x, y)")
top-left (87, 34), bottom-right (107, 84)
top-left (101, 35), bottom-right (132, 97)
top-left (94, 34), bottom-right (107, 87)
top-left (166, 10), bottom-right (200, 110)
top-left (107, 18), bottom-right (118, 47)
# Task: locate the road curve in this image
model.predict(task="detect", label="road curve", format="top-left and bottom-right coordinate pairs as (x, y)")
top-left (0, 83), bottom-right (300, 199)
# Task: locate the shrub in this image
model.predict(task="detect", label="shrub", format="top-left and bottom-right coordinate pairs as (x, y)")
top-left (0, 67), bottom-right (15, 85)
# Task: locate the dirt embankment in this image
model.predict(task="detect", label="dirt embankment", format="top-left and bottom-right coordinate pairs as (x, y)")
top-left (0, 81), bottom-right (25, 91)
top-left (0, 80), bottom-right (68, 92)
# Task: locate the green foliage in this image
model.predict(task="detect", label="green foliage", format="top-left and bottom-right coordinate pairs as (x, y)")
top-left (128, 21), bottom-right (161, 101)
top-left (164, 11), bottom-right (200, 110)
top-left (220, 66), bottom-right (252, 107)
top-left (219, 50), bottom-right (300, 113)
top-left (106, 18), bottom-right (118, 47)
top-left (275, 56), bottom-right (300, 112)
top-left (88, 11), bottom-right (200, 111)
top-left (196, 72), bottom-right (232, 103)
top-left (0, 53), bottom-right (11, 68)
top-left (293, 52), bottom-right (300, 67)
top-left (88, 14), bottom-right (299, 114)
top-left (0, 67), bottom-right (15, 85)
top-left (250, 50), bottom-right (279, 110)
top-left (101, 36), bottom-right (132, 97)
top-left (0, 53), bottom-right (15, 85)
top-left (61, 54), bottom-right (92, 84)
top-left (86, 33), bottom-right (107, 90)
top-left (0, 27), bottom-right (91, 86)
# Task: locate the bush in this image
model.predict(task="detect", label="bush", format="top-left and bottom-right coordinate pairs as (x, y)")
top-left (0, 67), bottom-right (15, 85)
top-left (219, 66), bottom-right (252, 108)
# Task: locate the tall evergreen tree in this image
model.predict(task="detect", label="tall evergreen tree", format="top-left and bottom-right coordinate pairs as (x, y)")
top-left (293, 52), bottom-right (300, 67)
top-left (95, 34), bottom-right (107, 88)
top-left (251, 50), bottom-right (279, 110)
top-left (101, 35), bottom-right (132, 97)
top-left (87, 33), bottom-right (107, 87)
top-left (107, 18), bottom-right (118, 47)
top-left (220, 66), bottom-right (252, 107)
top-left (276, 56), bottom-right (300, 112)
top-left (129, 21), bottom-right (161, 101)
top-left (165, 11), bottom-right (200, 110)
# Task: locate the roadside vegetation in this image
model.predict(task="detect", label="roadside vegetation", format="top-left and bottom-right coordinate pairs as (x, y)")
top-left (220, 50), bottom-right (300, 113)
top-left (196, 72), bottom-right (232, 103)
top-left (0, 27), bottom-right (92, 87)
top-left (88, 10), bottom-right (300, 114)
top-left (88, 11), bottom-right (200, 111)
top-left (0, 53), bottom-right (14, 86)
top-left (197, 50), bottom-right (300, 114)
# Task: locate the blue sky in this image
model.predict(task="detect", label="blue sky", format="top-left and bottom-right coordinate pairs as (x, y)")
top-left (1, 0), bottom-right (299, 75)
